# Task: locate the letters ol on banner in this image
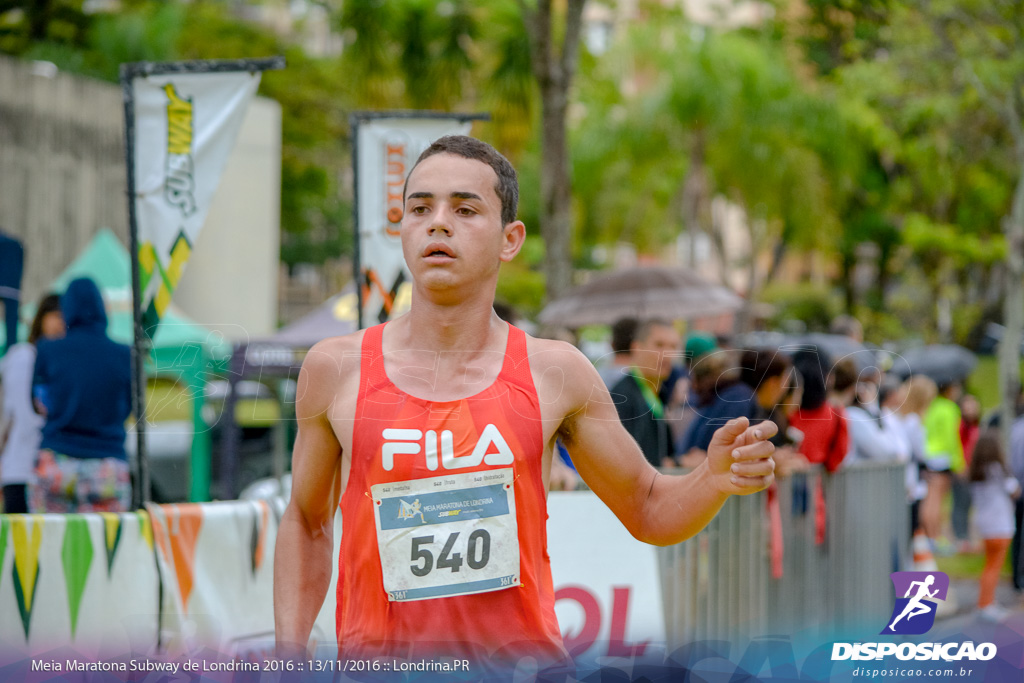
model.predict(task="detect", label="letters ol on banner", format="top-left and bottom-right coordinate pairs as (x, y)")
top-left (128, 65), bottom-right (263, 332)
top-left (353, 114), bottom-right (482, 328)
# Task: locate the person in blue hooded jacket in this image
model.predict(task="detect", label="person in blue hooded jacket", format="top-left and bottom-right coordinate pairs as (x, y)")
top-left (31, 277), bottom-right (132, 512)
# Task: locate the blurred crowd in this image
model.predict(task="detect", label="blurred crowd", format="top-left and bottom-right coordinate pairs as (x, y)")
top-left (5, 294), bottom-right (1024, 619)
top-left (536, 311), bottom-right (1024, 621)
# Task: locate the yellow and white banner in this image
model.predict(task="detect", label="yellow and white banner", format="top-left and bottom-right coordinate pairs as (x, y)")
top-left (355, 116), bottom-right (474, 327)
top-left (130, 68), bottom-right (261, 329)
top-left (0, 512), bottom-right (159, 658)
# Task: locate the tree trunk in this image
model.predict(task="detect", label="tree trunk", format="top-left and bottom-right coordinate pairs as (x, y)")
top-left (875, 242), bottom-right (893, 311)
top-left (998, 158), bottom-right (1024, 448)
top-left (539, 77), bottom-right (573, 299)
top-left (680, 129), bottom-right (708, 270)
top-left (766, 241), bottom-right (787, 284)
top-left (709, 197), bottom-right (731, 287)
top-left (840, 249), bottom-right (855, 313)
top-left (734, 217), bottom-right (765, 333)
top-left (519, 0), bottom-right (586, 303)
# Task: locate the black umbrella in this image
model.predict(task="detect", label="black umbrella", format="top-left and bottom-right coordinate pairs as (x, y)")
top-left (889, 344), bottom-right (977, 385)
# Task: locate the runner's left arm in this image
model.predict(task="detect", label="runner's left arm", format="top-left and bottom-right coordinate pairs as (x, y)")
top-left (556, 346), bottom-right (775, 546)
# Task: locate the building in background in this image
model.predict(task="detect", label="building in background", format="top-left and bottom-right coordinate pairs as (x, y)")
top-left (0, 55), bottom-right (281, 341)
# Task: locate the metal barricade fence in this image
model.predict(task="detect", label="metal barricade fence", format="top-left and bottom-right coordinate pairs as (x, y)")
top-left (657, 461), bottom-right (908, 646)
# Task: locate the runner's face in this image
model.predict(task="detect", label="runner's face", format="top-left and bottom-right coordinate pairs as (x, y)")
top-left (401, 153), bottom-right (521, 292)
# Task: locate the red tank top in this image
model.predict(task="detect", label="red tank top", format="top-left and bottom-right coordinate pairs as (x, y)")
top-left (336, 322), bottom-right (566, 664)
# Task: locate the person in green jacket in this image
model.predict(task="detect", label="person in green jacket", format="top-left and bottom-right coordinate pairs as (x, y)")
top-left (921, 381), bottom-right (964, 552)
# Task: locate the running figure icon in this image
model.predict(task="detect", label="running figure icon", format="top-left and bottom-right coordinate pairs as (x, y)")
top-left (397, 498), bottom-right (426, 524)
top-left (888, 574), bottom-right (939, 631)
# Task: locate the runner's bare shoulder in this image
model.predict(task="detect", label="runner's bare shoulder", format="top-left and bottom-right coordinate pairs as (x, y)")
top-left (524, 335), bottom-right (607, 409)
top-left (296, 330), bottom-right (366, 419)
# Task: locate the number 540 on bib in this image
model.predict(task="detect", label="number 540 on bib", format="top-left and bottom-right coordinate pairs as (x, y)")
top-left (372, 468), bottom-right (521, 601)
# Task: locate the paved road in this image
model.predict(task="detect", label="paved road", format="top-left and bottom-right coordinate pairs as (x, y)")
top-left (934, 578), bottom-right (1024, 633)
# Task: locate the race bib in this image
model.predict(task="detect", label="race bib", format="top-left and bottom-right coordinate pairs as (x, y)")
top-left (371, 468), bottom-right (520, 602)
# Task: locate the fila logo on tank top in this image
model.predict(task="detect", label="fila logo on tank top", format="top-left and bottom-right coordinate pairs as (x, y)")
top-left (380, 424), bottom-right (515, 471)
top-left (337, 322), bottom-right (564, 659)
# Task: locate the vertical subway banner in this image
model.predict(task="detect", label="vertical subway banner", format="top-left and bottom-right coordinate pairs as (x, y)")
top-left (355, 116), bottom-right (473, 327)
top-left (130, 69), bottom-right (261, 331)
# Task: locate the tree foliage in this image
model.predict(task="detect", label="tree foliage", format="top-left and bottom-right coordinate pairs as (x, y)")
top-left (574, 5), bottom-right (855, 310)
top-left (5, 0), bottom-right (1024, 346)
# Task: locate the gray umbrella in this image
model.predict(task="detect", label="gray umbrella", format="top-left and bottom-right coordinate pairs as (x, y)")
top-left (732, 331), bottom-right (879, 372)
top-left (889, 344), bottom-right (977, 385)
top-left (793, 333), bottom-right (879, 372)
top-left (537, 266), bottom-right (744, 327)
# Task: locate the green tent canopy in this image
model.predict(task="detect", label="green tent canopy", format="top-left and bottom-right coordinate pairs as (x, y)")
top-left (49, 229), bottom-right (231, 357)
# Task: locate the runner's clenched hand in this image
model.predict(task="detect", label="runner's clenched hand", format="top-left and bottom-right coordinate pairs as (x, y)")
top-left (706, 416), bottom-right (776, 495)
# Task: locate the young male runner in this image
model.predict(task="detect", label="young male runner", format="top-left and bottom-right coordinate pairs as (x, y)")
top-left (273, 136), bottom-right (776, 666)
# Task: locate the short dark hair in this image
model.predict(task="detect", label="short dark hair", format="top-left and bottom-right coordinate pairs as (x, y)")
top-left (405, 135), bottom-right (519, 226)
top-left (610, 317), bottom-right (638, 355)
top-left (691, 350), bottom-right (740, 405)
top-left (29, 293), bottom-right (61, 345)
top-left (633, 318), bottom-right (674, 344)
top-left (831, 357), bottom-right (859, 394)
top-left (739, 348), bottom-right (792, 391)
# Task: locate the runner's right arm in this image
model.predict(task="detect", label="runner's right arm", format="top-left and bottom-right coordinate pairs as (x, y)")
top-left (273, 341), bottom-right (348, 657)
top-left (539, 341), bottom-right (775, 546)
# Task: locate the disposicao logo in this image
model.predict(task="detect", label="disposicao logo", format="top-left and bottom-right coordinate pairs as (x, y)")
top-left (882, 571), bottom-right (948, 635)
top-left (831, 570), bottom-right (997, 663)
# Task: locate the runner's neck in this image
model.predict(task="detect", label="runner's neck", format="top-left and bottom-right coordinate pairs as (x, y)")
top-left (396, 293), bottom-right (507, 354)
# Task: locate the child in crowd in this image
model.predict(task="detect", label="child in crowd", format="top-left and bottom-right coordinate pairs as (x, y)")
top-left (968, 432), bottom-right (1021, 621)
